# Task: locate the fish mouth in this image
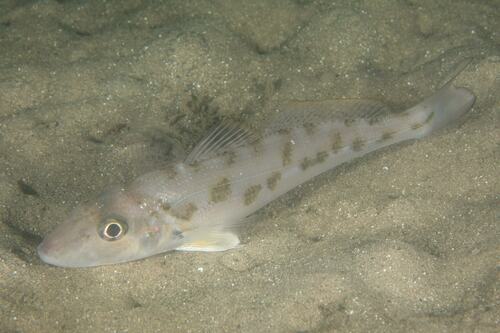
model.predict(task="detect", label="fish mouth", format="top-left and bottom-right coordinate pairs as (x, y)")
top-left (37, 242), bottom-right (84, 268)
top-left (37, 233), bottom-right (122, 268)
top-left (37, 236), bottom-right (76, 267)
top-left (37, 241), bottom-right (57, 266)
top-left (37, 239), bottom-right (64, 267)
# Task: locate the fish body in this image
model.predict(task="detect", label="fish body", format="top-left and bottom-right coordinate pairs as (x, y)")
top-left (38, 76), bottom-right (475, 267)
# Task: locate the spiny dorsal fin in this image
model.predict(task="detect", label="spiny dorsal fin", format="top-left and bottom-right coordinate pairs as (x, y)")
top-left (184, 121), bottom-right (258, 165)
top-left (265, 99), bottom-right (392, 134)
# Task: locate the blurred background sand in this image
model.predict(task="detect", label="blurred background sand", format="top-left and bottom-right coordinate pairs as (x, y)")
top-left (0, 0), bottom-right (498, 332)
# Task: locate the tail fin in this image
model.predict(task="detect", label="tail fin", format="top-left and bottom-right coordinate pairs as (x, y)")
top-left (406, 61), bottom-right (476, 137)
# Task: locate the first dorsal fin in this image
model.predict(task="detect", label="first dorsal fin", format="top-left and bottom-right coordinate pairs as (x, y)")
top-left (184, 121), bottom-right (257, 165)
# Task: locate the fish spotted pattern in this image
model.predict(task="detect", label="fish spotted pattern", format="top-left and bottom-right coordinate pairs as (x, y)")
top-left (38, 69), bottom-right (475, 267)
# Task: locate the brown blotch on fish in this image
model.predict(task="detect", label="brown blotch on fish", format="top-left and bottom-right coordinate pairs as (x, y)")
top-left (244, 184), bottom-right (262, 205)
top-left (411, 123), bottom-right (423, 130)
top-left (331, 132), bottom-right (343, 153)
top-left (301, 157), bottom-right (311, 170)
top-left (424, 111), bottom-right (435, 124)
top-left (189, 160), bottom-right (203, 173)
top-left (170, 203), bottom-right (198, 220)
top-left (282, 141), bottom-right (293, 166)
top-left (160, 202), bottom-right (171, 212)
top-left (223, 151), bottom-right (237, 166)
top-left (352, 137), bottom-right (365, 151)
top-left (277, 128), bottom-right (291, 135)
top-left (251, 137), bottom-right (264, 155)
top-left (266, 172), bottom-right (282, 191)
top-left (344, 118), bottom-right (356, 127)
top-left (317, 151), bottom-right (328, 162)
top-left (153, 164), bottom-right (178, 178)
top-left (303, 122), bottom-right (316, 136)
top-left (379, 130), bottom-right (397, 142)
top-left (210, 177), bottom-right (232, 203)
top-left (368, 116), bottom-right (384, 125)
top-left (301, 151), bottom-right (329, 170)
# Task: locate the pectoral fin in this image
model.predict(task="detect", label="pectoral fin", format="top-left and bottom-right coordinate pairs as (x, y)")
top-left (175, 231), bottom-right (240, 252)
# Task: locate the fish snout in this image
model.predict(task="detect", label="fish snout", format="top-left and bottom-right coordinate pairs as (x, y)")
top-left (37, 226), bottom-right (82, 266)
top-left (37, 236), bottom-right (63, 266)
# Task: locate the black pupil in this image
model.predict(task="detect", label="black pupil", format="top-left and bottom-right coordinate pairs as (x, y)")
top-left (106, 223), bottom-right (121, 238)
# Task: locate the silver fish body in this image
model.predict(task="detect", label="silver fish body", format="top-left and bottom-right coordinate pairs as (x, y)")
top-left (38, 78), bottom-right (475, 267)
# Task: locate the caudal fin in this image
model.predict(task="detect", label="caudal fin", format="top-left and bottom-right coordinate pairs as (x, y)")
top-left (405, 62), bottom-right (476, 137)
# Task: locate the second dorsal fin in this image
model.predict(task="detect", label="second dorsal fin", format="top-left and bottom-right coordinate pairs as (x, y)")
top-left (184, 100), bottom-right (391, 165)
top-left (265, 99), bottom-right (392, 134)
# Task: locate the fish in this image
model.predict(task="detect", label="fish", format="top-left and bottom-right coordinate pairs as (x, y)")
top-left (37, 65), bottom-right (475, 267)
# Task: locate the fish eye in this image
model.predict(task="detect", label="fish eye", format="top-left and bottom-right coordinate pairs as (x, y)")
top-left (98, 216), bottom-right (128, 241)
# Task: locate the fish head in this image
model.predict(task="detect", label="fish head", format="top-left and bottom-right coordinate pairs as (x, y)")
top-left (38, 186), bottom-right (168, 267)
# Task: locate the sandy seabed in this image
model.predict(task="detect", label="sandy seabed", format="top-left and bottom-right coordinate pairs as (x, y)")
top-left (0, 0), bottom-right (499, 332)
